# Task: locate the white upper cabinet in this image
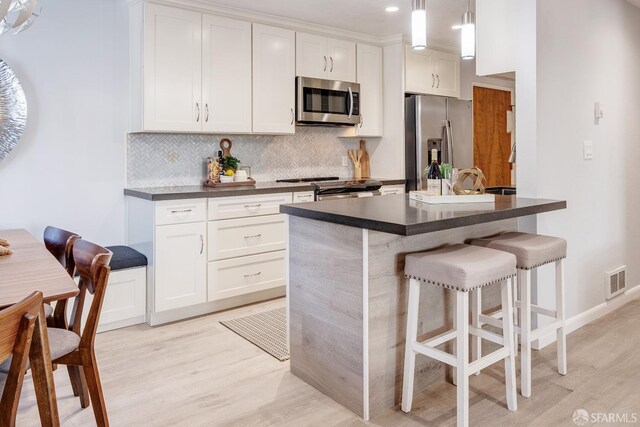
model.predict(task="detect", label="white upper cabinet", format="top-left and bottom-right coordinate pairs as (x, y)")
top-left (202, 15), bottom-right (252, 133)
top-left (355, 43), bottom-right (383, 137)
top-left (327, 38), bottom-right (357, 82)
top-left (476, 0), bottom-right (516, 76)
top-left (296, 32), bottom-right (356, 82)
top-left (405, 46), bottom-right (460, 98)
top-left (143, 3), bottom-right (202, 132)
top-left (253, 24), bottom-right (296, 134)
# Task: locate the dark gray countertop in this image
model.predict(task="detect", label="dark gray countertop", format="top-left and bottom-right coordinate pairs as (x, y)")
top-left (280, 194), bottom-right (566, 236)
top-left (124, 179), bottom-right (406, 201)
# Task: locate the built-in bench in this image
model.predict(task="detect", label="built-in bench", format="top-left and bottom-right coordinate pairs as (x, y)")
top-left (70, 245), bottom-right (148, 333)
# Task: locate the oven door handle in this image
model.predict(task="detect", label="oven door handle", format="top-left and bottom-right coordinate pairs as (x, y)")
top-left (348, 86), bottom-right (354, 119)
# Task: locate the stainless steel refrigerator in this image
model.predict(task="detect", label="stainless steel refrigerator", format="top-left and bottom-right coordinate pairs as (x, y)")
top-left (405, 94), bottom-right (472, 191)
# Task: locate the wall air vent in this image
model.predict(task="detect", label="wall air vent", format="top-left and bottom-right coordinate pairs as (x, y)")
top-left (605, 265), bottom-right (627, 300)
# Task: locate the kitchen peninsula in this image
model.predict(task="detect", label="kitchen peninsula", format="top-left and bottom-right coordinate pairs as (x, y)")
top-left (280, 195), bottom-right (566, 420)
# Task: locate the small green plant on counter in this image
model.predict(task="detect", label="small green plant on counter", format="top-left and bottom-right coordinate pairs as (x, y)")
top-left (440, 163), bottom-right (452, 178)
top-left (223, 155), bottom-right (240, 172)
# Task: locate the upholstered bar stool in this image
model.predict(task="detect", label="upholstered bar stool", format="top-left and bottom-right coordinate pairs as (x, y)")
top-left (401, 244), bottom-right (518, 427)
top-left (469, 232), bottom-right (567, 398)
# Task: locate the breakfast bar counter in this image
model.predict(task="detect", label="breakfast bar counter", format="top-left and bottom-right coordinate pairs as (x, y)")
top-left (280, 195), bottom-right (566, 420)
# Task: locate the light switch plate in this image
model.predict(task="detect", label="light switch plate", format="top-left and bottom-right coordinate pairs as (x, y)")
top-left (583, 140), bottom-right (594, 160)
top-left (595, 102), bottom-right (604, 119)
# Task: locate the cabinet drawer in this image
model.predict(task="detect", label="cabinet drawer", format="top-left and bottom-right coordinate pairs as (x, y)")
top-left (208, 214), bottom-right (286, 261)
top-left (379, 184), bottom-right (406, 195)
top-left (208, 193), bottom-right (293, 220)
top-left (155, 199), bottom-right (206, 225)
top-left (293, 191), bottom-right (315, 203)
top-left (208, 251), bottom-right (285, 301)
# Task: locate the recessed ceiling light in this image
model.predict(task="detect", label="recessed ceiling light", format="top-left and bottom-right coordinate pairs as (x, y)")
top-left (385, 6), bottom-right (399, 12)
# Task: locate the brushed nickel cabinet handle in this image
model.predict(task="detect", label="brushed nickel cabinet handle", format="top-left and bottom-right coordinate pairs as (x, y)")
top-left (330, 56), bottom-right (334, 72)
top-left (205, 103), bottom-right (209, 122)
top-left (244, 271), bottom-right (262, 278)
top-left (170, 209), bottom-right (192, 214)
top-left (244, 203), bottom-right (262, 208)
top-left (359, 114), bottom-right (364, 128)
top-left (244, 234), bottom-right (262, 239)
top-left (199, 234), bottom-right (204, 254)
top-left (323, 56), bottom-right (327, 72)
top-left (290, 108), bottom-right (294, 125)
top-left (431, 74), bottom-right (435, 88)
top-left (196, 102), bottom-right (200, 122)
top-left (437, 74), bottom-right (440, 88)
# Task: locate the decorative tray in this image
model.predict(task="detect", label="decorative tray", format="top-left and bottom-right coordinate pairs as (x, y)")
top-left (203, 178), bottom-right (256, 188)
top-left (409, 192), bottom-right (495, 204)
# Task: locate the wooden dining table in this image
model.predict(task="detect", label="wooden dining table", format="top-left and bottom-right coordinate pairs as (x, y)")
top-left (0, 229), bottom-right (79, 427)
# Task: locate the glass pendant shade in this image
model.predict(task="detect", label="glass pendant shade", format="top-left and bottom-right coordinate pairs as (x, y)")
top-left (411, 0), bottom-right (427, 50)
top-left (461, 10), bottom-right (475, 59)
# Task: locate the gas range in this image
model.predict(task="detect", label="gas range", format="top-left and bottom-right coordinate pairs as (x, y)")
top-left (276, 176), bottom-right (383, 200)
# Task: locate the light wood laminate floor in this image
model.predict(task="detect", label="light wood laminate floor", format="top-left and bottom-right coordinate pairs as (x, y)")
top-left (15, 297), bottom-right (640, 426)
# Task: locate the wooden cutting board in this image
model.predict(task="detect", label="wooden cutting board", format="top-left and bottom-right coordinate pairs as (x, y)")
top-left (359, 140), bottom-right (370, 178)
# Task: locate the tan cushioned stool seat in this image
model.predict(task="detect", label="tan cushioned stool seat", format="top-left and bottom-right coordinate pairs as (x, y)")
top-left (469, 232), bottom-right (567, 270)
top-left (405, 244), bottom-right (517, 292)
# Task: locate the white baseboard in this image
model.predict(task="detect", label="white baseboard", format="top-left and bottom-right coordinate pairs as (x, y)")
top-left (534, 285), bottom-right (640, 350)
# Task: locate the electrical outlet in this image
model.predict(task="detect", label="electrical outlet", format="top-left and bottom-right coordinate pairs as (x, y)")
top-left (583, 140), bottom-right (593, 160)
top-left (342, 155), bottom-right (349, 167)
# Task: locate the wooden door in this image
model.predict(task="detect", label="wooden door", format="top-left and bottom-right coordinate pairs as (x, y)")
top-left (143, 3), bottom-right (202, 132)
top-left (202, 15), bottom-right (252, 133)
top-left (252, 24), bottom-right (296, 134)
top-left (473, 86), bottom-right (512, 187)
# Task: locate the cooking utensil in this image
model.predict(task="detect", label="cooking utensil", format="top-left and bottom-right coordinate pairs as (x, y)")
top-left (220, 138), bottom-right (233, 158)
top-left (359, 140), bottom-right (370, 178)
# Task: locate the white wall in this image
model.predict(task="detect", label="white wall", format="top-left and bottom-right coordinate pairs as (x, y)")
top-left (518, 0), bottom-right (640, 319)
top-left (0, 0), bottom-right (129, 245)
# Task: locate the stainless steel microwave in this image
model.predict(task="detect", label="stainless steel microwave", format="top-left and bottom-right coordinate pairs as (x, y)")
top-left (296, 77), bottom-right (360, 126)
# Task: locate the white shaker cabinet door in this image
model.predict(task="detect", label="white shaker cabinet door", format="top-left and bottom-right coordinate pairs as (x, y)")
top-left (296, 32), bottom-right (328, 79)
top-left (202, 15), bottom-right (252, 133)
top-left (327, 37), bottom-right (356, 82)
top-left (252, 24), bottom-right (296, 134)
top-left (356, 43), bottom-right (383, 137)
top-left (143, 3), bottom-right (202, 132)
top-left (432, 52), bottom-right (460, 98)
top-left (154, 222), bottom-right (207, 312)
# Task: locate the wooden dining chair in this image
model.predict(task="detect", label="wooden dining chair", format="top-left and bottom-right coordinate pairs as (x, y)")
top-left (0, 291), bottom-right (42, 427)
top-left (48, 239), bottom-right (112, 427)
top-left (43, 226), bottom-right (80, 325)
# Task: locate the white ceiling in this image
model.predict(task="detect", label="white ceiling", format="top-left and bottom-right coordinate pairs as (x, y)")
top-left (205, 0), bottom-right (472, 50)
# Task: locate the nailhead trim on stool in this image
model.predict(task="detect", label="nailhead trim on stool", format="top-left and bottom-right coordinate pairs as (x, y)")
top-left (404, 273), bottom-right (516, 292)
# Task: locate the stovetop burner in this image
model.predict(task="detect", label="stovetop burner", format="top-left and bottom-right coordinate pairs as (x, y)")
top-left (276, 176), bottom-right (340, 183)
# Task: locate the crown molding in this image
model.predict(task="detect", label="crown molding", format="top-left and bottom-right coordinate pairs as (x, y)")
top-left (144, 0), bottom-right (382, 44)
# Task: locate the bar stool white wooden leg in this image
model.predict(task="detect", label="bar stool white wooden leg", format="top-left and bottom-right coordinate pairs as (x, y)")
top-left (513, 277), bottom-right (519, 357)
top-left (401, 278), bottom-right (421, 412)
top-left (452, 293), bottom-right (457, 387)
top-left (501, 278), bottom-right (518, 411)
top-left (455, 291), bottom-right (470, 427)
top-left (471, 288), bottom-right (482, 375)
top-left (520, 269), bottom-right (532, 398)
top-left (556, 259), bottom-right (567, 375)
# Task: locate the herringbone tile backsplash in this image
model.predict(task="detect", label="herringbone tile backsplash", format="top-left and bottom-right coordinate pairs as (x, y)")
top-left (127, 127), bottom-right (363, 187)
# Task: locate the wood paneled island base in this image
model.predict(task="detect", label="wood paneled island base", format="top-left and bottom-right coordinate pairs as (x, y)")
top-left (285, 195), bottom-right (566, 419)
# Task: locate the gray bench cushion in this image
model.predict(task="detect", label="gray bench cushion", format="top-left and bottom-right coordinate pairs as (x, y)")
top-left (105, 245), bottom-right (147, 271)
top-left (469, 232), bottom-right (567, 270)
top-left (405, 244), bottom-right (517, 292)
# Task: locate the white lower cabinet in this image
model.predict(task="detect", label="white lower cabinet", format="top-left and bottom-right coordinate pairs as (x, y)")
top-left (208, 214), bottom-right (286, 261)
top-left (154, 221), bottom-right (207, 312)
top-left (208, 251), bottom-right (286, 301)
top-left (379, 184), bottom-right (406, 195)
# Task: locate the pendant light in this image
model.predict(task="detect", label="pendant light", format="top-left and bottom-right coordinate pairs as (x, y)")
top-left (411, 0), bottom-right (427, 50)
top-left (460, 0), bottom-right (475, 59)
